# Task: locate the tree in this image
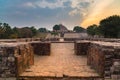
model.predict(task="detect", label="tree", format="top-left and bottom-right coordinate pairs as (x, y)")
top-left (30, 26), bottom-right (37, 36)
top-left (99, 15), bottom-right (120, 38)
top-left (0, 21), bottom-right (39, 39)
top-left (0, 23), bottom-right (6, 38)
top-left (87, 24), bottom-right (99, 36)
top-left (73, 26), bottom-right (85, 32)
top-left (0, 23), bottom-right (5, 34)
top-left (19, 27), bottom-right (33, 38)
top-left (38, 28), bottom-right (47, 32)
top-left (0, 23), bottom-right (14, 39)
top-left (53, 25), bottom-right (60, 31)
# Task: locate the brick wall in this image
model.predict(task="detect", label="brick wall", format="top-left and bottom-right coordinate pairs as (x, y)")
top-left (75, 41), bottom-right (90, 55)
top-left (31, 41), bottom-right (51, 55)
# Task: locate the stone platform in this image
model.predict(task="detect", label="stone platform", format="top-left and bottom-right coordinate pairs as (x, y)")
top-left (19, 43), bottom-right (100, 79)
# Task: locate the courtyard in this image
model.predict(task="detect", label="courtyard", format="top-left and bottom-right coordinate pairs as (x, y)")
top-left (20, 43), bottom-right (99, 78)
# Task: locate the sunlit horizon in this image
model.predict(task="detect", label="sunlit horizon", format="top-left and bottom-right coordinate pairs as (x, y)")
top-left (0, 0), bottom-right (120, 30)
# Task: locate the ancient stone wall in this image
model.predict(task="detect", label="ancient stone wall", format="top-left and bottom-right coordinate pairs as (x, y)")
top-left (75, 41), bottom-right (90, 55)
top-left (0, 43), bottom-right (34, 78)
top-left (16, 43), bottom-right (34, 76)
top-left (31, 41), bottom-right (51, 55)
top-left (0, 45), bottom-right (17, 77)
top-left (0, 38), bottom-right (42, 43)
top-left (0, 41), bottom-right (51, 78)
top-left (75, 41), bottom-right (120, 80)
top-left (87, 43), bottom-right (108, 76)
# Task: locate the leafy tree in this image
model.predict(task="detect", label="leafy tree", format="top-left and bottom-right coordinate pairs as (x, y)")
top-left (73, 26), bottom-right (85, 32)
top-left (30, 26), bottom-right (37, 36)
top-left (53, 25), bottom-right (60, 31)
top-left (0, 23), bottom-right (5, 34)
top-left (19, 27), bottom-right (33, 38)
top-left (0, 23), bottom-right (14, 39)
top-left (38, 28), bottom-right (47, 32)
top-left (99, 15), bottom-right (120, 38)
top-left (0, 23), bottom-right (6, 38)
top-left (0, 21), bottom-right (39, 38)
top-left (87, 24), bottom-right (98, 36)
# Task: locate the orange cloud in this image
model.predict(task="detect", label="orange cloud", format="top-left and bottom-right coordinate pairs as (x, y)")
top-left (80, 0), bottom-right (117, 28)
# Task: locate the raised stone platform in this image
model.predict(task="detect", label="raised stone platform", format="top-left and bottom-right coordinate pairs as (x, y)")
top-left (0, 38), bottom-right (120, 80)
top-left (19, 43), bottom-right (100, 79)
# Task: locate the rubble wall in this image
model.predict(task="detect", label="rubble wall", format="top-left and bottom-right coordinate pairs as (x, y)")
top-left (31, 42), bottom-right (51, 55)
top-left (75, 41), bottom-right (90, 55)
top-left (75, 41), bottom-right (120, 79)
top-left (16, 43), bottom-right (34, 76)
top-left (0, 43), bottom-right (34, 77)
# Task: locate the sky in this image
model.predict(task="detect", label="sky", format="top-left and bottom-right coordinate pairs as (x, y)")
top-left (0, 0), bottom-right (120, 30)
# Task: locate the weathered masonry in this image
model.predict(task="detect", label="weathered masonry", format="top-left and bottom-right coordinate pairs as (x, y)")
top-left (0, 41), bottom-right (51, 79)
top-left (75, 41), bottom-right (120, 80)
top-left (0, 38), bottom-right (120, 80)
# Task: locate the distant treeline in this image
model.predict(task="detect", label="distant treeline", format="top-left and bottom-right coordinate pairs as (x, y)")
top-left (0, 23), bottom-right (48, 39)
top-left (0, 15), bottom-right (120, 39)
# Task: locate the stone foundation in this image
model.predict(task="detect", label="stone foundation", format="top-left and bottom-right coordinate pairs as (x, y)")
top-left (31, 41), bottom-right (51, 55)
top-left (0, 39), bottom-right (120, 80)
top-left (0, 41), bottom-right (51, 78)
top-left (0, 43), bottom-right (34, 77)
top-left (75, 41), bottom-right (120, 80)
top-left (16, 43), bottom-right (34, 76)
top-left (75, 41), bottom-right (90, 55)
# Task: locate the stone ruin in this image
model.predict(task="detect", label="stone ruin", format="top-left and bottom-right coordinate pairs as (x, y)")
top-left (0, 39), bottom-right (51, 79)
top-left (75, 40), bottom-right (120, 80)
top-left (0, 38), bottom-right (119, 80)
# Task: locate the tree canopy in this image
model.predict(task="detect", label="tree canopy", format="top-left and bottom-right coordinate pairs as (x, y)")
top-left (0, 22), bottom-right (38, 39)
top-left (53, 25), bottom-right (60, 31)
top-left (38, 28), bottom-right (47, 32)
top-left (73, 26), bottom-right (85, 33)
top-left (87, 24), bottom-right (99, 36)
top-left (87, 15), bottom-right (120, 38)
top-left (99, 15), bottom-right (120, 38)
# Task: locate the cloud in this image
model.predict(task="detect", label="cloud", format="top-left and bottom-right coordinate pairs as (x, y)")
top-left (22, 2), bottom-right (36, 8)
top-left (81, 0), bottom-right (114, 27)
top-left (20, 0), bottom-right (115, 28)
top-left (23, 0), bottom-right (70, 9)
top-left (69, 0), bottom-right (92, 17)
top-left (69, 9), bottom-right (78, 16)
top-left (22, 0), bottom-right (92, 17)
top-left (35, 0), bottom-right (65, 9)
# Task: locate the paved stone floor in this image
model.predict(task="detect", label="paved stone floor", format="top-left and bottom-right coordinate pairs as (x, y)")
top-left (20, 43), bottom-right (99, 78)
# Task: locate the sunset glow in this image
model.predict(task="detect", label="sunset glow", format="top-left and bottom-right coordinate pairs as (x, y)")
top-left (0, 0), bottom-right (120, 29)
